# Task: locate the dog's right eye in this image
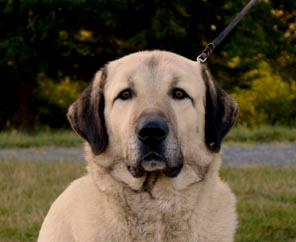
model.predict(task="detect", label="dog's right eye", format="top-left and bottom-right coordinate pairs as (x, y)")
top-left (117, 89), bottom-right (133, 100)
top-left (171, 88), bottom-right (190, 100)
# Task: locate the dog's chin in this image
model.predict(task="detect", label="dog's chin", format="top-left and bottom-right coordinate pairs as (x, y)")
top-left (127, 157), bottom-right (183, 178)
top-left (141, 159), bottom-right (167, 172)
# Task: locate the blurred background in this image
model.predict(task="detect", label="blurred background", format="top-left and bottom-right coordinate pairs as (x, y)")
top-left (1, 2), bottom-right (296, 241)
top-left (0, 0), bottom-right (295, 131)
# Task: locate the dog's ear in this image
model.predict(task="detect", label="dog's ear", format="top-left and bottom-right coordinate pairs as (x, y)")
top-left (202, 67), bottom-right (238, 153)
top-left (67, 69), bottom-right (108, 155)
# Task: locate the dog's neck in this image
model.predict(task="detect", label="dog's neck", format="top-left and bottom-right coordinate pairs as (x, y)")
top-left (87, 153), bottom-right (222, 206)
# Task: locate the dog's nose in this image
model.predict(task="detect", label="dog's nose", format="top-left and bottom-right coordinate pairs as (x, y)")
top-left (137, 119), bottom-right (169, 147)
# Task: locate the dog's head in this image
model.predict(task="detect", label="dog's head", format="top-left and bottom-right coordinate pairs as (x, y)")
top-left (68, 51), bottom-right (238, 181)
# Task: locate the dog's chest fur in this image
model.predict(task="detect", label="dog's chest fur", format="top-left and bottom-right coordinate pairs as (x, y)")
top-left (123, 183), bottom-right (196, 242)
top-left (126, 208), bottom-right (191, 242)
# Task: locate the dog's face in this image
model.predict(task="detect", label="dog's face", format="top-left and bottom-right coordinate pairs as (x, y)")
top-left (103, 52), bottom-right (209, 178)
top-left (68, 51), bottom-right (238, 185)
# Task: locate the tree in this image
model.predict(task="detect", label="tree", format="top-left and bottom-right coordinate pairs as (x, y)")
top-left (1, 0), bottom-right (296, 130)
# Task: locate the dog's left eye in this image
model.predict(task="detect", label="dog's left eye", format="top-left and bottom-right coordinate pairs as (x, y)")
top-left (172, 88), bottom-right (189, 100)
top-left (117, 89), bottom-right (133, 100)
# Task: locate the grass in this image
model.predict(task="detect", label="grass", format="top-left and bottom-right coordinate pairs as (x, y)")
top-left (0, 158), bottom-right (295, 241)
top-left (0, 126), bottom-right (295, 241)
top-left (221, 165), bottom-right (296, 242)
top-left (225, 125), bottom-right (296, 143)
top-left (0, 125), bottom-right (295, 149)
top-left (0, 158), bottom-right (85, 242)
top-left (0, 129), bottom-right (83, 148)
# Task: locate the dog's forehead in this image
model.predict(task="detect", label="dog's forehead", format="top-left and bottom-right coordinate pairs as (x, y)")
top-left (104, 51), bottom-right (204, 95)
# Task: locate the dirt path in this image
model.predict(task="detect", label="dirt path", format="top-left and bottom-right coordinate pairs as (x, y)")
top-left (0, 143), bottom-right (295, 165)
top-left (223, 142), bottom-right (296, 166)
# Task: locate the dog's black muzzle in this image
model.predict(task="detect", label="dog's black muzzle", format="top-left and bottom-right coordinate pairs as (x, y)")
top-left (128, 116), bottom-right (183, 178)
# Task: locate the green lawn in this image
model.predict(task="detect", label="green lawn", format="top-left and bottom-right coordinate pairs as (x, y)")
top-left (221, 165), bottom-right (296, 242)
top-left (225, 125), bottom-right (296, 143)
top-left (0, 158), bottom-right (295, 241)
top-left (0, 129), bottom-right (83, 148)
top-left (0, 158), bottom-right (85, 242)
top-left (0, 125), bottom-right (296, 148)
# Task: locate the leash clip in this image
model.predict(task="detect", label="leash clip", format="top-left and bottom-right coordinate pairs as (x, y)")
top-left (197, 43), bottom-right (215, 63)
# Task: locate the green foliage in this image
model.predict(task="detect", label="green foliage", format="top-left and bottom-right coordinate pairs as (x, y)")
top-left (37, 73), bottom-right (87, 109)
top-left (1, 0), bottom-right (296, 130)
top-left (233, 61), bottom-right (296, 126)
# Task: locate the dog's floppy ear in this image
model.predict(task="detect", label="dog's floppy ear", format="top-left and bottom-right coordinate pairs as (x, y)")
top-left (67, 68), bottom-right (108, 155)
top-left (202, 67), bottom-right (238, 153)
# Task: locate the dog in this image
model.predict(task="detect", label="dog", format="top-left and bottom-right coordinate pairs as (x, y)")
top-left (38, 50), bottom-right (238, 242)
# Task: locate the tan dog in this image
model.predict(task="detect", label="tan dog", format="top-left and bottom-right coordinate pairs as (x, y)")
top-left (38, 50), bottom-right (238, 242)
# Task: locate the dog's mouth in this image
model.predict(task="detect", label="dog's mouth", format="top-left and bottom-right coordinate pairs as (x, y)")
top-left (141, 154), bottom-right (167, 172)
top-left (127, 153), bottom-right (183, 178)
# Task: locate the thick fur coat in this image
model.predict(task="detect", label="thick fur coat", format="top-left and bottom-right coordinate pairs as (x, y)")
top-left (38, 50), bottom-right (238, 242)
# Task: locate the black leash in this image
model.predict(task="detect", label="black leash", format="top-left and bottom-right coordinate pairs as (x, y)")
top-left (197, 0), bottom-right (257, 63)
